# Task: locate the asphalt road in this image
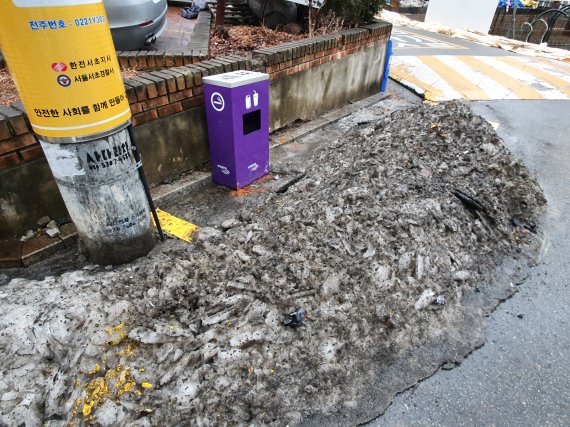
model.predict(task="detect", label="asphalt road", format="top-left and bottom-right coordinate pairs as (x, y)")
top-left (370, 99), bottom-right (570, 427)
top-left (392, 26), bottom-right (515, 57)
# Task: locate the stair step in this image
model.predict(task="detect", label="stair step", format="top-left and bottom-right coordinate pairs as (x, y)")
top-left (207, 0), bottom-right (258, 25)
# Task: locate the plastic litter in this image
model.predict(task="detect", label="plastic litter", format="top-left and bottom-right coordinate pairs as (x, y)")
top-left (180, 7), bottom-right (199, 19)
top-left (276, 173), bottom-right (306, 194)
top-left (180, 1), bottom-right (206, 19)
top-left (435, 295), bottom-right (446, 305)
top-left (283, 308), bottom-right (307, 328)
top-left (453, 189), bottom-right (487, 213)
top-left (511, 217), bottom-right (537, 233)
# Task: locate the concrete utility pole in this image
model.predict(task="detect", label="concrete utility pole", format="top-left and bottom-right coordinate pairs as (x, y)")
top-left (0, 0), bottom-right (156, 264)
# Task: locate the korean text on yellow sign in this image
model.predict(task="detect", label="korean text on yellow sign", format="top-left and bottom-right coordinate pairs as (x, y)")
top-left (0, 0), bottom-right (131, 138)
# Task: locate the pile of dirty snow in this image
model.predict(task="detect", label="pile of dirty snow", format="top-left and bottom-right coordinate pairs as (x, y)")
top-left (0, 102), bottom-right (545, 426)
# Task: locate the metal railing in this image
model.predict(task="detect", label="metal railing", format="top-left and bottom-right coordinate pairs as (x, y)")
top-left (521, 5), bottom-right (570, 44)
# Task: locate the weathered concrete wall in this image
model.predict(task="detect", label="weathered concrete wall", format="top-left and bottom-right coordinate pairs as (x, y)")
top-left (0, 159), bottom-right (67, 238)
top-left (134, 105), bottom-right (209, 185)
top-left (0, 107), bottom-right (209, 239)
top-left (269, 43), bottom-right (387, 131)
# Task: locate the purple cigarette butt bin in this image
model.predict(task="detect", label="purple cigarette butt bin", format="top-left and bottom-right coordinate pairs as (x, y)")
top-left (203, 70), bottom-right (270, 189)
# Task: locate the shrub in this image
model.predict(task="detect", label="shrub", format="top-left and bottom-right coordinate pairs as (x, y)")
top-left (320, 0), bottom-right (386, 26)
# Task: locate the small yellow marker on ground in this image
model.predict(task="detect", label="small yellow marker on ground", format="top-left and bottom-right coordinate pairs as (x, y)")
top-left (152, 209), bottom-right (199, 243)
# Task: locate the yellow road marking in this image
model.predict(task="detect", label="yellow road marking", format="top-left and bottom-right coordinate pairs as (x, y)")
top-left (391, 63), bottom-right (444, 101)
top-left (531, 56), bottom-right (570, 73)
top-left (418, 56), bottom-right (490, 100)
top-left (496, 56), bottom-right (570, 97)
top-left (457, 56), bottom-right (544, 99)
top-left (153, 208), bottom-right (198, 243)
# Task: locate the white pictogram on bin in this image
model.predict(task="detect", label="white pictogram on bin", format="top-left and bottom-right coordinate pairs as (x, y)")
top-left (211, 92), bottom-right (225, 112)
top-left (217, 164), bottom-right (230, 175)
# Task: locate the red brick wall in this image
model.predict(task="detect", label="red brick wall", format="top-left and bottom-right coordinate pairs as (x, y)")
top-left (489, 8), bottom-right (570, 49)
top-left (0, 22), bottom-right (392, 173)
top-left (252, 23), bottom-right (392, 81)
top-left (0, 55), bottom-right (249, 171)
top-left (116, 50), bottom-right (207, 71)
top-left (0, 105), bottom-right (40, 169)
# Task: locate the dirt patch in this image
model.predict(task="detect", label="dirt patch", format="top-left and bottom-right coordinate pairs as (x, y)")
top-left (0, 69), bottom-right (20, 106)
top-left (0, 102), bottom-right (545, 426)
top-left (209, 25), bottom-right (306, 58)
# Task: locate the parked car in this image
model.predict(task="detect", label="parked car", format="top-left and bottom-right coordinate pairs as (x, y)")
top-left (103, 0), bottom-right (168, 51)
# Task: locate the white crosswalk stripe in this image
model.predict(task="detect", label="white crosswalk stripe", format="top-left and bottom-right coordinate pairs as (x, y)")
top-left (436, 56), bottom-right (514, 99)
top-left (390, 55), bottom-right (570, 101)
top-left (476, 56), bottom-right (566, 99)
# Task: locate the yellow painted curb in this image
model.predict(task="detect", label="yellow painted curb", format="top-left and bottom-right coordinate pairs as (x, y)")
top-left (153, 209), bottom-right (199, 243)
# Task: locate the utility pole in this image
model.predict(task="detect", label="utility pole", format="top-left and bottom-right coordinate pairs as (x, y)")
top-left (513, 1), bottom-right (518, 39)
top-left (0, 0), bottom-right (157, 265)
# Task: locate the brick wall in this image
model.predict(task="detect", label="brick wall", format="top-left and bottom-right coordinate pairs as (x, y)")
top-left (0, 54), bottom-right (250, 172)
top-left (251, 22), bottom-right (392, 81)
top-left (124, 55), bottom-right (251, 127)
top-left (1, 21), bottom-right (392, 237)
top-left (0, 105), bottom-right (41, 169)
top-left (116, 11), bottom-right (211, 71)
top-left (117, 50), bottom-right (207, 70)
top-left (488, 8), bottom-right (570, 49)
top-left (0, 22), bottom-right (391, 173)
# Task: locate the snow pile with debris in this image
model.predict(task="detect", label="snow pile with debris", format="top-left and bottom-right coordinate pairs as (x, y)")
top-left (381, 10), bottom-right (570, 62)
top-left (0, 103), bottom-right (545, 426)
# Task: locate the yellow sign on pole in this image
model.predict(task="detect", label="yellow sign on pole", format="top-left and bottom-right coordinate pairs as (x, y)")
top-left (0, 0), bottom-right (131, 138)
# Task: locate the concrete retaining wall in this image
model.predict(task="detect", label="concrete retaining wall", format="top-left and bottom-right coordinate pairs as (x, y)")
top-left (0, 21), bottom-right (392, 239)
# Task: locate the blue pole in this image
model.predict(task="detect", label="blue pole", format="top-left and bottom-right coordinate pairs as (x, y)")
top-left (381, 39), bottom-right (393, 93)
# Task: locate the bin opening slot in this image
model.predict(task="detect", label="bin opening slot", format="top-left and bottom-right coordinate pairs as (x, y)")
top-left (243, 110), bottom-right (261, 135)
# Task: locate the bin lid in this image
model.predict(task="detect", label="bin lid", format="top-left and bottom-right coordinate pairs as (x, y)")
top-left (203, 70), bottom-right (269, 88)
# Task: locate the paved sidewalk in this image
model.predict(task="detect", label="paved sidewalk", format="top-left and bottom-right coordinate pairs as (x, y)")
top-left (153, 6), bottom-right (195, 51)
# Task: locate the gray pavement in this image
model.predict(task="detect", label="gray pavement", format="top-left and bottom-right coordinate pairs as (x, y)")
top-left (370, 100), bottom-right (570, 427)
top-left (392, 26), bottom-right (516, 57)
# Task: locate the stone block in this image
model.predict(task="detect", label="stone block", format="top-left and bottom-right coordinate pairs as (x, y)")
top-left (19, 145), bottom-right (44, 161)
top-left (150, 71), bottom-right (177, 93)
top-left (0, 106), bottom-right (29, 135)
top-left (160, 69), bottom-right (186, 91)
top-left (0, 152), bottom-right (20, 169)
top-left (0, 118), bottom-right (11, 140)
top-left (59, 222), bottom-right (78, 248)
top-left (0, 239), bottom-right (23, 268)
top-left (139, 72), bottom-right (168, 96)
